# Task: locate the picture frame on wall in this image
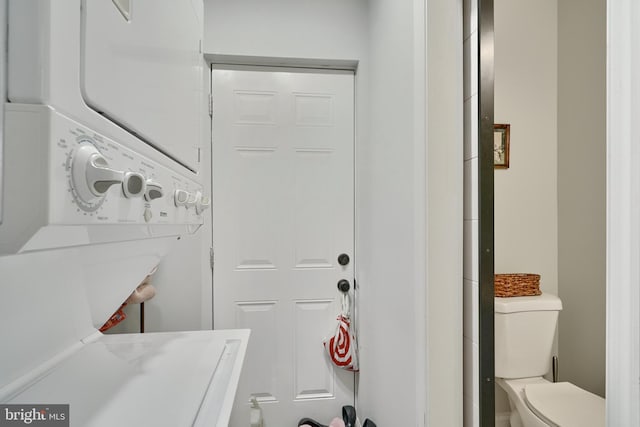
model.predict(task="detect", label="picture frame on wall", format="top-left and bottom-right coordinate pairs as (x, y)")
top-left (494, 123), bottom-right (510, 169)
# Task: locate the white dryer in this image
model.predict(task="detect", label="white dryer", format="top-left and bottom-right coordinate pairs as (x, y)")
top-left (0, 2), bottom-right (248, 426)
top-left (8, 0), bottom-right (206, 173)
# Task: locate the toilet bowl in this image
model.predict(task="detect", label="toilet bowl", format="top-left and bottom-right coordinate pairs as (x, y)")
top-left (495, 293), bottom-right (605, 427)
top-left (497, 377), bottom-right (605, 427)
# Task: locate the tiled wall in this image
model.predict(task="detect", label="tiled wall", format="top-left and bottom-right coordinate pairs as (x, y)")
top-left (462, 0), bottom-right (479, 426)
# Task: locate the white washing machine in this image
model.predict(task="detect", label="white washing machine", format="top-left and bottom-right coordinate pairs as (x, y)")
top-left (0, 2), bottom-right (248, 426)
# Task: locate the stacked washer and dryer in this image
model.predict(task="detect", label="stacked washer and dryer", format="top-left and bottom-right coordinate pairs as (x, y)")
top-left (0, 1), bottom-right (248, 426)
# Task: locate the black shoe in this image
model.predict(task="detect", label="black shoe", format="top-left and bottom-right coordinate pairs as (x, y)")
top-left (342, 405), bottom-right (356, 427)
top-left (298, 418), bottom-right (328, 427)
top-left (362, 419), bottom-right (377, 427)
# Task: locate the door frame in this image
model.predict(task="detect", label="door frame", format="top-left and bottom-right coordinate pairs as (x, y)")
top-left (606, 1), bottom-right (640, 425)
top-left (478, 0), bottom-right (495, 425)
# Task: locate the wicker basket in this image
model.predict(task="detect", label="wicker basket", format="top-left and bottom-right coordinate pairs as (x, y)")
top-left (494, 273), bottom-right (541, 297)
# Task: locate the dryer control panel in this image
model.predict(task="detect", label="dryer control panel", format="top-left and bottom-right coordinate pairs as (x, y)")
top-left (57, 120), bottom-right (206, 225)
top-left (0, 104), bottom-right (208, 255)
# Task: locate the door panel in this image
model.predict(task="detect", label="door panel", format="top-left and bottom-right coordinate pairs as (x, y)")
top-left (212, 68), bottom-right (355, 426)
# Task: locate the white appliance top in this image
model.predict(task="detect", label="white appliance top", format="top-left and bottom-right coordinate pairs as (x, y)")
top-left (524, 382), bottom-right (605, 427)
top-left (494, 293), bottom-right (563, 314)
top-left (5, 330), bottom-right (249, 427)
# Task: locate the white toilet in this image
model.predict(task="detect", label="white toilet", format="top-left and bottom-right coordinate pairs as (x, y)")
top-left (495, 293), bottom-right (605, 427)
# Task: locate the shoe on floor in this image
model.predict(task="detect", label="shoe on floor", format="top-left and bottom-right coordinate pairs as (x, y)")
top-left (342, 405), bottom-right (356, 427)
top-left (298, 418), bottom-right (327, 427)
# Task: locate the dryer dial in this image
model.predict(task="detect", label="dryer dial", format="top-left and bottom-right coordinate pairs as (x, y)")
top-left (71, 142), bottom-right (124, 209)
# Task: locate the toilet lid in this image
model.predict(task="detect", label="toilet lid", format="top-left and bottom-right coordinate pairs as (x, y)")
top-left (524, 382), bottom-right (605, 427)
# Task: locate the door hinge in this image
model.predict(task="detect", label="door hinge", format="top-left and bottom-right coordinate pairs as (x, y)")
top-left (208, 93), bottom-right (213, 118)
top-left (209, 247), bottom-right (214, 270)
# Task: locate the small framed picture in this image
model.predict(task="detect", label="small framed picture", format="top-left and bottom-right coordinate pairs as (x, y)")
top-left (494, 124), bottom-right (510, 169)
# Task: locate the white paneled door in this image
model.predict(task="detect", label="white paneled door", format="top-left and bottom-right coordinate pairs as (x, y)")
top-left (212, 68), bottom-right (355, 426)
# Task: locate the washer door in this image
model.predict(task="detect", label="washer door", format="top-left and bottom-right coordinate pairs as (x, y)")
top-left (81, 0), bottom-right (204, 172)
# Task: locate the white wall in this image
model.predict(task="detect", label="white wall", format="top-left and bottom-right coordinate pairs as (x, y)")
top-left (462, 0), bottom-right (480, 424)
top-left (494, 0), bottom-right (558, 296)
top-left (557, 0), bottom-right (606, 397)
top-left (204, 0), bottom-right (368, 64)
top-left (607, 2), bottom-right (640, 424)
top-left (427, 0), bottom-right (464, 425)
top-left (356, 1), bottom-right (426, 425)
top-left (358, 1), bottom-right (463, 425)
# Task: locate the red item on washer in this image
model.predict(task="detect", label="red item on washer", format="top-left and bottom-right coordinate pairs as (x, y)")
top-left (99, 304), bottom-right (127, 332)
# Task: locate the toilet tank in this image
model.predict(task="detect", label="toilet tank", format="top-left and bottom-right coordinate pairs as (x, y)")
top-left (494, 293), bottom-right (562, 379)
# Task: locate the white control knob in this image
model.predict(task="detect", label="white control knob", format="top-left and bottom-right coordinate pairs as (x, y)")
top-left (72, 143), bottom-right (124, 204)
top-left (145, 180), bottom-right (164, 201)
top-left (195, 192), bottom-right (211, 215)
top-left (174, 189), bottom-right (189, 207)
top-left (122, 172), bottom-right (146, 198)
top-left (185, 193), bottom-right (197, 209)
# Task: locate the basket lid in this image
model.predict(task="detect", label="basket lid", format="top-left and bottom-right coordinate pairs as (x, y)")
top-left (494, 293), bottom-right (562, 314)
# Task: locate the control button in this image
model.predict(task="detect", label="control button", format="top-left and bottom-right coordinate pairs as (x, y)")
top-left (195, 192), bottom-right (211, 215)
top-left (72, 143), bottom-right (124, 204)
top-left (174, 189), bottom-right (189, 207)
top-left (143, 208), bottom-right (153, 223)
top-left (122, 172), bottom-right (146, 198)
top-left (144, 180), bottom-right (164, 201)
top-left (185, 193), bottom-right (197, 209)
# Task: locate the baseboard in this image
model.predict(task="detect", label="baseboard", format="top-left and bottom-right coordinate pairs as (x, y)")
top-left (495, 412), bottom-right (510, 427)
